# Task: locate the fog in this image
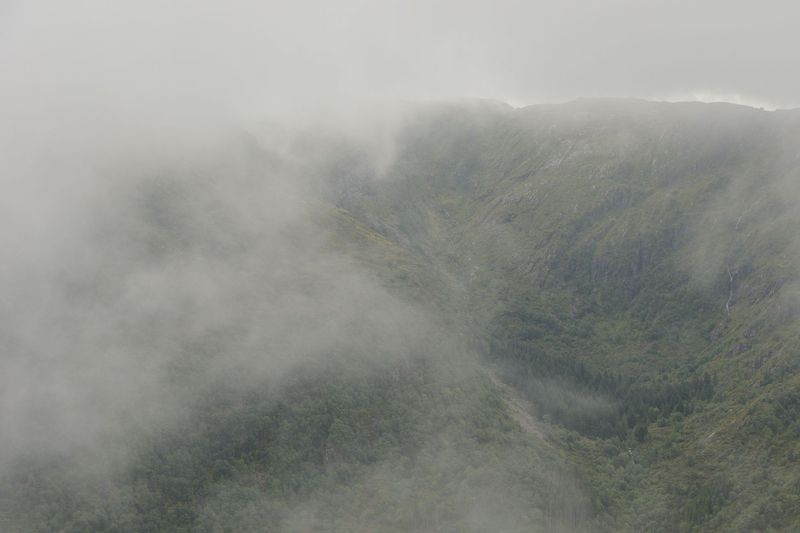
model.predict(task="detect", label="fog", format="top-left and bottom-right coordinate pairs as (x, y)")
top-left (3, 0), bottom-right (799, 122)
top-left (1, 2), bottom-right (578, 530)
top-left (0, 0), bottom-right (417, 505)
top-left (1, 0), bottom-right (798, 531)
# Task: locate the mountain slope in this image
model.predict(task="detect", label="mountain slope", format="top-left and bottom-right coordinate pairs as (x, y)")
top-left (337, 99), bottom-right (800, 532)
top-left (3, 99), bottom-right (800, 532)
top-left (0, 171), bottom-right (591, 533)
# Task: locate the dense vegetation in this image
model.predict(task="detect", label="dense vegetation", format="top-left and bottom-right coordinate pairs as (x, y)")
top-left (0, 354), bottom-right (591, 532)
top-left (334, 99), bottom-right (800, 531)
top-left (3, 99), bottom-right (800, 531)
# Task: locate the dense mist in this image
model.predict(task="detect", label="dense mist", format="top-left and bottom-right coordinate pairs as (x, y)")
top-left (2, 1), bottom-right (800, 532)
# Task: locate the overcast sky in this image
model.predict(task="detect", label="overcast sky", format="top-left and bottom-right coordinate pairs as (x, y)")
top-left (1, 0), bottom-right (798, 132)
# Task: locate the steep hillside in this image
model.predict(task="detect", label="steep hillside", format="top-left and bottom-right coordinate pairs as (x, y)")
top-left (3, 99), bottom-right (799, 533)
top-left (0, 160), bottom-right (591, 532)
top-left (338, 99), bottom-right (800, 532)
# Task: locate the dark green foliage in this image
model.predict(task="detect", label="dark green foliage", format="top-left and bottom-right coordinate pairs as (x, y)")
top-left (669, 474), bottom-right (734, 531)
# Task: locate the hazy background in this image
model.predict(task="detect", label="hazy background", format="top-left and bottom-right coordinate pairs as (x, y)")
top-left (0, 1), bottom-right (797, 530)
top-left (2, 0), bottom-right (797, 468)
top-left (2, 0), bottom-right (798, 129)
top-left (4, 0), bottom-right (796, 270)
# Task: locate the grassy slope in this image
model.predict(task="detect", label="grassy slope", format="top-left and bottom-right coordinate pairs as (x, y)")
top-left (339, 99), bottom-right (800, 532)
